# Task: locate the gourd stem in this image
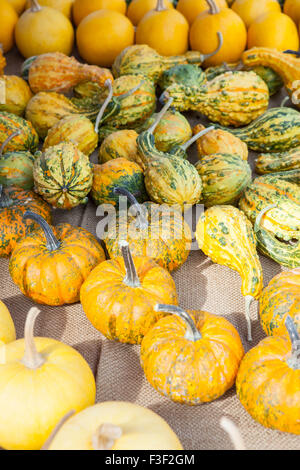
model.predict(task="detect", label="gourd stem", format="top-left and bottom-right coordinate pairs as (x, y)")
top-left (0, 131), bottom-right (21, 157)
top-left (113, 188), bottom-right (148, 230)
top-left (284, 50), bottom-right (300, 57)
top-left (120, 240), bottom-right (141, 288)
top-left (118, 80), bottom-right (144, 101)
top-left (222, 60), bottom-right (243, 72)
top-left (220, 417), bottom-right (246, 451)
top-left (148, 97), bottom-right (174, 135)
top-left (0, 184), bottom-right (14, 208)
top-left (94, 79), bottom-right (114, 133)
top-left (92, 424), bottom-right (123, 450)
top-left (156, 0), bottom-right (166, 12)
top-left (281, 96), bottom-right (290, 107)
top-left (180, 126), bottom-right (215, 151)
top-left (285, 315), bottom-right (300, 370)
top-left (155, 304), bottom-right (202, 341)
top-left (254, 204), bottom-right (277, 234)
top-left (201, 32), bottom-right (224, 62)
top-left (41, 411), bottom-right (76, 450)
top-left (206, 0), bottom-right (220, 15)
top-left (31, 0), bottom-right (42, 11)
top-left (23, 211), bottom-right (61, 251)
top-left (21, 308), bottom-right (45, 370)
top-left (245, 296), bottom-right (254, 342)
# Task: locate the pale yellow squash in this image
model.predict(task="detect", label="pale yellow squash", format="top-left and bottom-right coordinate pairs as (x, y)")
top-left (0, 300), bottom-right (16, 347)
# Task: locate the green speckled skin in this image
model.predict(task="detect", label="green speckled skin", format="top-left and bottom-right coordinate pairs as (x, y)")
top-left (158, 65), bottom-right (206, 90)
top-left (256, 147), bottom-right (300, 174)
top-left (0, 112), bottom-right (39, 153)
top-left (0, 151), bottom-right (35, 189)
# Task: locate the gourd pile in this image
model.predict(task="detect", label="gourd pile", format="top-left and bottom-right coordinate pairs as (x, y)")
top-left (0, 0), bottom-right (299, 451)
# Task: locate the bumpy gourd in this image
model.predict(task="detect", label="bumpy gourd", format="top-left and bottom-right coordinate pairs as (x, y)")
top-left (104, 188), bottom-right (192, 272)
top-left (161, 71), bottom-right (269, 127)
top-left (0, 112), bottom-right (39, 153)
top-left (218, 107), bottom-right (300, 152)
top-left (9, 211), bottom-right (106, 306)
top-left (255, 147), bottom-right (300, 174)
top-left (259, 268), bottom-right (300, 336)
top-left (80, 241), bottom-right (178, 345)
top-left (0, 75), bottom-right (32, 116)
top-left (22, 51), bottom-right (113, 93)
top-left (99, 130), bottom-right (139, 164)
top-left (242, 48), bottom-right (300, 108)
top-left (33, 142), bottom-right (93, 210)
top-left (236, 315), bottom-right (300, 435)
top-left (0, 132), bottom-right (35, 189)
top-left (112, 33), bottom-right (223, 84)
top-left (158, 64), bottom-right (206, 90)
top-left (195, 205), bottom-right (264, 341)
top-left (141, 304), bottom-right (244, 405)
top-left (239, 174), bottom-right (300, 267)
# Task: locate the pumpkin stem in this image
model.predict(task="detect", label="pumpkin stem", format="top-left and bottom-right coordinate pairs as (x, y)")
top-left (254, 204), bottom-right (277, 234)
top-left (117, 80), bottom-right (144, 101)
top-left (21, 307), bottom-right (45, 370)
top-left (220, 417), bottom-right (246, 450)
top-left (285, 315), bottom-right (300, 370)
top-left (148, 97), bottom-right (174, 135)
top-left (206, 0), bottom-right (220, 15)
top-left (92, 423), bottom-right (123, 450)
top-left (245, 295), bottom-right (254, 342)
top-left (180, 125), bottom-right (215, 151)
top-left (113, 188), bottom-right (148, 230)
top-left (155, 0), bottom-right (167, 12)
top-left (31, 0), bottom-right (42, 11)
top-left (155, 304), bottom-right (202, 341)
top-left (94, 79), bottom-right (114, 133)
top-left (120, 240), bottom-right (141, 288)
top-left (23, 211), bottom-right (61, 252)
top-left (0, 185), bottom-right (14, 208)
top-left (201, 32), bottom-right (224, 62)
top-left (41, 410), bottom-right (76, 450)
top-left (0, 131), bottom-right (21, 157)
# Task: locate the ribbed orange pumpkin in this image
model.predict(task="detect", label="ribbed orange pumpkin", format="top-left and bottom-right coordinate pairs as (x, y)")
top-left (190, 0), bottom-right (247, 66)
top-left (259, 268), bottom-right (300, 336)
top-left (9, 211), bottom-right (105, 306)
top-left (141, 304), bottom-right (244, 405)
top-left (177, 0), bottom-right (227, 25)
top-left (80, 242), bottom-right (178, 345)
top-left (136, 0), bottom-right (189, 56)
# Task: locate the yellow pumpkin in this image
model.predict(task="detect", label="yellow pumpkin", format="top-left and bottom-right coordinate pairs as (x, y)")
top-left (7, 0), bottom-right (26, 14)
top-left (176, 0), bottom-right (227, 25)
top-left (247, 12), bottom-right (300, 51)
top-left (0, 301), bottom-right (16, 347)
top-left (189, 0), bottom-right (247, 66)
top-left (25, 0), bottom-right (74, 18)
top-left (15, 0), bottom-right (74, 58)
top-left (73, 0), bottom-right (126, 26)
top-left (232, 0), bottom-right (281, 28)
top-left (76, 10), bottom-right (135, 67)
top-left (0, 0), bottom-right (18, 53)
top-left (127, 0), bottom-right (174, 26)
top-left (136, 0), bottom-right (189, 56)
top-left (44, 402), bottom-right (183, 450)
top-left (284, 0), bottom-right (300, 26)
top-left (0, 75), bottom-right (33, 116)
top-left (0, 307), bottom-right (96, 450)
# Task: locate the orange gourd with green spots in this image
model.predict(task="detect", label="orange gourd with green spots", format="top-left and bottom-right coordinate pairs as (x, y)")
top-left (141, 304), bottom-right (244, 405)
top-left (9, 211), bottom-right (105, 306)
top-left (0, 112), bottom-right (39, 153)
top-left (80, 242), bottom-right (178, 345)
top-left (259, 268), bottom-right (300, 336)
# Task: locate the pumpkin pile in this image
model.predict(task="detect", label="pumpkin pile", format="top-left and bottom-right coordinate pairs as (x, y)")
top-left (0, 0), bottom-right (299, 451)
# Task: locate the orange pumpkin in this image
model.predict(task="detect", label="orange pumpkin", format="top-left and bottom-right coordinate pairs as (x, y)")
top-left (231, 0), bottom-right (281, 28)
top-left (141, 304), bottom-right (244, 405)
top-left (80, 241), bottom-right (178, 345)
top-left (73, 0), bottom-right (127, 26)
top-left (9, 211), bottom-right (105, 306)
top-left (189, 0), bottom-right (247, 66)
top-left (236, 315), bottom-right (300, 435)
top-left (0, 0), bottom-right (18, 53)
top-left (136, 0), bottom-right (189, 56)
top-left (176, 0), bottom-right (227, 25)
top-left (247, 12), bottom-right (300, 51)
top-left (127, 0), bottom-right (174, 26)
top-left (259, 268), bottom-right (300, 336)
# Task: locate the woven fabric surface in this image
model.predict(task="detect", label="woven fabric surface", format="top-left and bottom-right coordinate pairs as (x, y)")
top-left (1, 48), bottom-right (299, 450)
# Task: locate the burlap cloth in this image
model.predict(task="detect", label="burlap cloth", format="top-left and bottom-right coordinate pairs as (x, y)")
top-left (1, 49), bottom-right (299, 450)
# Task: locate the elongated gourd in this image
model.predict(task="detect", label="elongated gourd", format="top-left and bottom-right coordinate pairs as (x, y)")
top-left (195, 205), bottom-right (264, 341)
top-left (112, 32), bottom-right (223, 84)
top-left (161, 71), bottom-right (269, 127)
top-left (255, 147), bottom-right (300, 174)
top-left (217, 107), bottom-right (300, 152)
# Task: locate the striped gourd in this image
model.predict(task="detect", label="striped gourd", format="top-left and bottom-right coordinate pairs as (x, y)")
top-left (0, 112), bottom-right (39, 153)
top-left (161, 71), bottom-right (269, 127)
top-left (255, 147), bottom-right (300, 174)
top-left (0, 132), bottom-right (34, 189)
top-left (217, 107), bottom-right (300, 152)
top-left (33, 142), bottom-right (93, 210)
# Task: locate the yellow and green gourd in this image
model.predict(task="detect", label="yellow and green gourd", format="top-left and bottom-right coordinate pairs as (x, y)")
top-left (158, 64), bottom-right (206, 90)
top-left (0, 112), bottom-right (39, 153)
top-left (196, 205), bottom-right (264, 341)
top-left (255, 147), bottom-right (300, 174)
top-left (0, 131), bottom-right (35, 189)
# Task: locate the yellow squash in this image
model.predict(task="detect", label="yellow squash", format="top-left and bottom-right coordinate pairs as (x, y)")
top-left (0, 300), bottom-right (16, 347)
